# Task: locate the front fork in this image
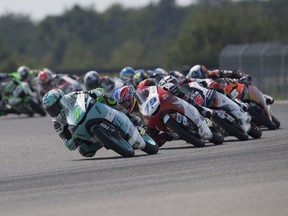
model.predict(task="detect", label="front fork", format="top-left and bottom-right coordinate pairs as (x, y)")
top-left (112, 111), bottom-right (146, 150)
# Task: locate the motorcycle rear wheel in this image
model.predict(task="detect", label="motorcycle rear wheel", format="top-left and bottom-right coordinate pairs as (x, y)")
top-left (209, 127), bottom-right (224, 145)
top-left (212, 114), bottom-right (249, 141)
top-left (92, 122), bottom-right (135, 157)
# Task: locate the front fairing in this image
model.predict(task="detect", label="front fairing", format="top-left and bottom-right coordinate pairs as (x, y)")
top-left (238, 84), bottom-right (270, 118)
top-left (136, 86), bottom-right (193, 131)
top-left (66, 94), bottom-right (100, 141)
top-left (136, 86), bottom-right (161, 117)
top-left (66, 94), bottom-right (87, 126)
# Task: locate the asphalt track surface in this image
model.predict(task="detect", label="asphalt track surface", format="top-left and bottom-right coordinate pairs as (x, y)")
top-left (0, 102), bottom-right (287, 216)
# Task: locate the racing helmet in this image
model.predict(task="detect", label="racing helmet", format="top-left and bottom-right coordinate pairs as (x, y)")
top-left (83, 70), bottom-right (100, 90)
top-left (42, 88), bottom-right (65, 117)
top-left (186, 65), bottom-right (208, 79)
top-left (169, 70), bottom-right (185, 80)
top-left (38, 68), bottom-right (53, 85)
top-left (158, 75), bottom-right (178, 87)
top-left (113, 86), bottom-right (136, 113)
top-left (133, 69), bottom-right (148, 87)
top-left (17, 65), bottom-right (30, 81)
top-left (149, 68), bottom-right (168, 84)
top-left (119, 66), bottom-right (135, 83)
top-left (153, 68), bottom-right (168, 76)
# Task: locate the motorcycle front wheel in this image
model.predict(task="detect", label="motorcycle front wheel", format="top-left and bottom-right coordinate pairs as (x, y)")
top-left (91, 121), bottom-right (135, 157)
top-left (141, 133), bottom-right (159, 154)
top-left (248, 122), bottom-right (262, 139)
top-left (212, 114), bottom-right (249, 141)
top-left (165, 116), bottom-right (205, 147)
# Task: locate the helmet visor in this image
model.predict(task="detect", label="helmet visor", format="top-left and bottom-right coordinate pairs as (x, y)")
top-left (45, 102), bottom-right (62, 117)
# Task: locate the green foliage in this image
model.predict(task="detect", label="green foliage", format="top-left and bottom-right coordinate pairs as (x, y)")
top-left (167, 0), bottom-right (282, 68)
top-left (0, 0), bottom-right (288, 72)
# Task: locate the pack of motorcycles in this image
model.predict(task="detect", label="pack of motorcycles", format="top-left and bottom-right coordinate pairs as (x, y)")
top-left (0, 70), bottom-right (281, 157)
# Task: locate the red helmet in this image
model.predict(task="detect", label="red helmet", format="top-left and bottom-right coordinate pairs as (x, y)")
top-left (38, 69), bottom-right (53, 84)
top-left (113, 86), bottom-right (136, 113)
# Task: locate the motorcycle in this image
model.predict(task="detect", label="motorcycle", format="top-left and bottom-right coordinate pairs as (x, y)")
top-left (225, 78), bottom-right (280, 130)
top-left (65, 93), bottom-right (159, 157)
top-left (180, 81), bottom-right (262, 141)
top-left (135, 85), bottom-right (224, 147)
top-left (2, 79), bottom-right (46, 117)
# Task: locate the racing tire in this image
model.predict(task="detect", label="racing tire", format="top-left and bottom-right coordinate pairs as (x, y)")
top-left (248, 122), bottom-right (262, 139)
top-left (141, 133), bottom-right (159, 155)
top-left (248, 107), bottom-right (276, 130)
top-left (272, 115), bottom-right (280, 129)
top-left (92, 122), bottom-right (135, 157)
top-left (165, 117), bottom-right (205, 148)
top-left (209, 126), bottom-right (224, 145)
top-left (212, 114), bottom-right (249, 141)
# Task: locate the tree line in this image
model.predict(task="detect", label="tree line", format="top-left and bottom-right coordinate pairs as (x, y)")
top-left (0, 0), bottom-right (287, 73)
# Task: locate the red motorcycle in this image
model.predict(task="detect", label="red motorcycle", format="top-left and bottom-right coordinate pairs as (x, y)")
top-left (136, 85), bottom-right (224, 147)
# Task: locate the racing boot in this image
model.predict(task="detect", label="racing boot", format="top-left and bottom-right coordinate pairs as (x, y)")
top-left (237, 113), bottom-right (251, 133)
top-left (198, 118), bottom-right (213, 140)
top-left (127, 124), bottom-right (146, 150)
top-left (217, 93), bottom-right (251, 133)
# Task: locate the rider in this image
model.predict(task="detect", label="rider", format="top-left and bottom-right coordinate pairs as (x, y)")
top-left (158, 75), bottom-right (251, 133)
top-left (0, 73), bottom-right (21, 116)
top-left (119, 66), bottom-right (136, 88)
top-left (186, 64), bottom-right (274, 105)
top-left (133, 69), bottom-right (149, 88)
top-left (147, 67), bottom-right (168, 84)
top-left (169, 70), bottom-right (185, 80)
top-left (42, 88), bottom-right (142, 157)
top-left (83, 70), bottom-right (115, 93)
top-left (17, 66), bottom-right (31, 82)
top-left (17, 65), bottom-right (38, 92)
top-left (186, 65), bottom-right (242, 90)
top-left (37, 68), bottom-right (84, 102)
top-left (113, 80), bottom-right (173, 147)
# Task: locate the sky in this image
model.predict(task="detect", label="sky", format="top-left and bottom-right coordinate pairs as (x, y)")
top-left (0, 0), bottom-right (195, 21)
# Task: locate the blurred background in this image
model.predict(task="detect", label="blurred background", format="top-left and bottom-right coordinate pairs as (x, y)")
top-left (0, 0), bottom-right (287, 98)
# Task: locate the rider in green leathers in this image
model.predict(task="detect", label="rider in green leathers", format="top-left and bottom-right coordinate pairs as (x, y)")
top-left (42, 88), bottom-right (142, 157)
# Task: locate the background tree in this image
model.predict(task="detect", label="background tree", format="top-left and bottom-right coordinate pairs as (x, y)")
top-left (0, 0), bottom-right (287, 72)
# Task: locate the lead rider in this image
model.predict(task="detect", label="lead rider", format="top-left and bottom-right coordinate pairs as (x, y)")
top-left (42, 88), bottom-right (142, 157)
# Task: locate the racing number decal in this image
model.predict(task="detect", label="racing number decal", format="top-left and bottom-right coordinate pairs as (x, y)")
top-left (150, 97), bottom-right (157, 106)
top-left (194, 93), bottom-right (204, 105)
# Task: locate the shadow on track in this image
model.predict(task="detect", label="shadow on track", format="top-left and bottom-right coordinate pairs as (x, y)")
top-left (72, 153), bottom-right (150, 162)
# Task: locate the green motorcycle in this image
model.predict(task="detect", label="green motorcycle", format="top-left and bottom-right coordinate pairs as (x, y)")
top-left (2, 78), bottom-right (46, 117)
top-left (66, 93), bottom-right (159, 157)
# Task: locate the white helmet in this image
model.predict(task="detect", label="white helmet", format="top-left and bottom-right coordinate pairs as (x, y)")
top-left (83, 70), bottom-right (100, 90)
top-left (17, 65), bottom-right (30, 81)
